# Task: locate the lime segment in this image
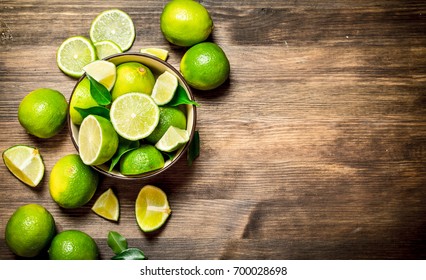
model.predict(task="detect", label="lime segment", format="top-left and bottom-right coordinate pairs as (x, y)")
top-left (94, 40), bottom-right (122, 59)
top-left (140, 48), bottom-right (169, 61)
top-left (135, 185), bottom-right (171, 232)
top-left (151, 71), bottom-right (178, 105)
top-left (56, 36), bottom-right (97, 78)
top-left (90, 9), bottom-right (135, 52)
top-left (83, 60), bottom-right (117, 91)
top-left (2, 145), bottom-right (44, 187)
top-left (155, 126), bottom-right (189, 152)
top-left (92, 188), bottom-right (119, 221)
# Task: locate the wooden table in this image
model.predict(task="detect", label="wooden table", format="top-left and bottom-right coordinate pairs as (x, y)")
top-left (1, 0), bottom-right (425, 260)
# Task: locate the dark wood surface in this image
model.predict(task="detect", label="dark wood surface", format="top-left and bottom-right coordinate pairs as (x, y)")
top-left (1, 0), bottom-right (426, 260)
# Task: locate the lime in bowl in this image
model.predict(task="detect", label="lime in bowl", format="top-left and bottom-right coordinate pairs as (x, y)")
top-left (68, 53), bottom-right (197, 180)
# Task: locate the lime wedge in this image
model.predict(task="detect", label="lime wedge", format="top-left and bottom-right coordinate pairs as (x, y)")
top-left (56, 36), bottom-right (97, 78)
top-left (94, 40), bottom-right (122, 60)
top-left (110, 93), bottom-right (160, 141)
top-left (135, 185), bottom-right (171, 232)
top-left (90, 9), bottom-right (135, 52)
top-left (155, 126), bottom-right (189, 152)
top-left (151, 71), bottom-right (178, 105)
top-left (83, 60), bottom-right (117, 91)
top-left (92, 188), bottom-right (119, 221)
top-left (78, 115), bottom-right (119, 165)
top-left (140, 48), bottom-right (169, 61)
top-left (2, 145), bottom-right (44, 187)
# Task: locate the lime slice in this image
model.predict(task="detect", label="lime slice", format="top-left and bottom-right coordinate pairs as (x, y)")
top-left (90, 9), bottom-right (135, 52)
top-left (151, 71), bottom-right (178, 105)
top-left (155, 126), bottom-right (189, 152)
top-left (2, 145), bottom-right (44, 187)
top-left (83, 60), bottom-right (117, 91)
top-left (78, 115), bottom-right (119, 165)
top-left (140, 48), bottom-right (169, 61)
top-left (110, 93), bottom-right (160, 141)
top-left (135, 185), bottom-right (171, 232)
top-left (56, 36), bottom-right (97, 78)
top-left (91, 188), bottom-right (119, 221)
top-left (94, 40), bottom-right (122, 60)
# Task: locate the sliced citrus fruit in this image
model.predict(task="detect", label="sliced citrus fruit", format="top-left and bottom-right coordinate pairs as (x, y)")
top-left (151, 71), bottom-right (178, 105)
top-left (2, 145), bottom-right (44, 187)
top-left (78, 115), bottom-right (119, 165)
top-left (91, 188), bottom-right (119, 221)
top-left (110, 93), bottom-right (160, 141)
top-left (56, 36), bottom-right (97, 78)
top-left (135, 185), bottom-right (171, 232)
top-left (155, 126), bottom-right (189, 152)
top-left (90, 9), bottom-right (135, 52)
top-left (140, 48), bottom-right (169, 61)
top-left (94, 40), bottom-right (122, 60)
top-left (83, 60), bottom-right (117, 91)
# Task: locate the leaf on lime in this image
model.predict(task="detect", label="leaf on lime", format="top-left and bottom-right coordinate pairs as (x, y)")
top-left (109, 137), bottom-right (140, 171)
top-left (87, 74), bottom-right (112, 106)
top-left (74, 106), bottom-right (110, 121)
top-left (168, 85), bottom-right (199, 107)
top-left (107, 231), bottom-right (128, 255)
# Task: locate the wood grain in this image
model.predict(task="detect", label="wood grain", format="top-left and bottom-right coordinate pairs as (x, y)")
top-left (1, 0), bottom-right (426, 259)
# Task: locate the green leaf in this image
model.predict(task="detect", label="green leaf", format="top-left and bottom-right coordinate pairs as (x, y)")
top-left (74, 106), bottom-right (110, 120)
top-left (111, 248), bottom-right (147, 260)
top-left (87, 74), bottom-right (111, 106)
top-left (109, 137), bottom-right (140, 171)
top-left (168, 85), bottom-right (199, 107)
top-left (107, 231), bottom-right (128, 255)
top-left (187, 130), bottom-right (200, 166)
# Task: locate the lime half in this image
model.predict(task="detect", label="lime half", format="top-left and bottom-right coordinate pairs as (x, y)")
top-left (78, 115), bottom-right (119, 165)
top-left (151, 71), bottom-right (178, 105)
top-left (91, 188), bottom-right (119, 221)
top-left (83, 60), bottom-right (117, 91)
top-left (140, 48), bottom-right (169, 61)
top-left (2, 145), bottom-right (44, 187)
top-left (90, 9), bottom-right (135, 52)
top-left (135, 185), bottom-right (171, 232)
top-left (110, 93), bottom-right (160, 141)
top-left (57, 36), bottom-right (97, 78)
top-left (94, 40), bottom-right (122, 59)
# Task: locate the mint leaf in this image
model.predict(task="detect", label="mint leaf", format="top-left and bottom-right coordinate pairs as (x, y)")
top-left (187, 130), bottom-right (200, 166)
top-left (109, 137), bottom-right (140, 171)
top-left (87, 74), bottom-right (111, 106)
top-left (168, 85), bottom-right (199, 107)
top-left (74, 106), bottom-right (110, 120)
top-left (107, 231), bottom-right (128, 255)
top-left (111, 248), bottom-right (147, 260)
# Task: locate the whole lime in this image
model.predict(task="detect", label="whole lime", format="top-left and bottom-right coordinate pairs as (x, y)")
top-left (180, 42), bottom-right (230, 90)
top-left (49, 154), bottom-right (99, 208)
top-left (160, 0), bottom-right (213, 47)
top-left (5, 204), bottom-right (56, 258)
top-left (146, 106), bottom-right (187, 144)
top-left (18, 88), bottom-right (68, 138)
top-left (111, 62), bottom-right (155, 100)
top-left (120, 145), bottom-right (165, 175)
top-left (69, 77), bottom-right (98, 125)
top-left (48, 230), bottom-right (99, 260)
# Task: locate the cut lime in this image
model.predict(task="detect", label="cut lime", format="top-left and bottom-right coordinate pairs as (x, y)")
top-left (57, 36), bottom-right (97, 78)
top-left (151, 71), bottom-right (178, 105)
top-left (94, 40), bottom-right (122, 59)
top-left (140, 48), bottom-right (169, 61)
top-left (110, 93), bottom-right (160, 141)
top-left (91, 188), bottom-right (119, 221)
top-left (155, 126), bottom-right (189, 152)
top-left (2, 145), bottom-right (44, 187)
top-left (78, 115), bottom-right (119, 165)
top-left (135, 185), bottom-right (171, 232)
top-left (83, 60), bottom-right (117, 91)
top-left (90, 9), bottom-right (135, 52)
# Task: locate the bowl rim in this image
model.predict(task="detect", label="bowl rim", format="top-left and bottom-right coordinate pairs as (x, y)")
top-left (67, 52), bottom-right (197, 180)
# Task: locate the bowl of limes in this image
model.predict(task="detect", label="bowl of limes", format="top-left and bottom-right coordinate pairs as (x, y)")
top-left (68, 53), bottom-right (197, 180)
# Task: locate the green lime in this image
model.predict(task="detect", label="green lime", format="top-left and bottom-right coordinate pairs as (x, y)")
top-left (48, 230), bottom-right (99, 260)
top-left (160, 0), bottom-right (213, 47)
top-left (5, 204), bottom-right (56, 258)
top-left (111, 62), bottom-right (156, 100)
top-left (78, 115), bottom-right (119, 166)
top-left (94, 40), bottom-right (122, 59)
top-left (56, 36), bottom-right (97, 78)
top-left (2, 145), bottom-right (44, 187)
top-left (145, 106), bottom-right (187, 144)
top-left (90, 9), bottom-right (135, 52)
top-left (120, 145), bottom-right (164, 175)
top-left (180, 42), bottom-right (230, 90)
top-left (151, 71), bottom-right (178, 105)
top-left (18, 88), bottom-right (68, 138)
top-left (70, 77), bottom-right (99, 125)
top-left (155, 126), bottom-right (189, 153)
top-left (49, 154), bottom-right (99, 209)
top-left (110, 92), bottom-right (160, 141)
